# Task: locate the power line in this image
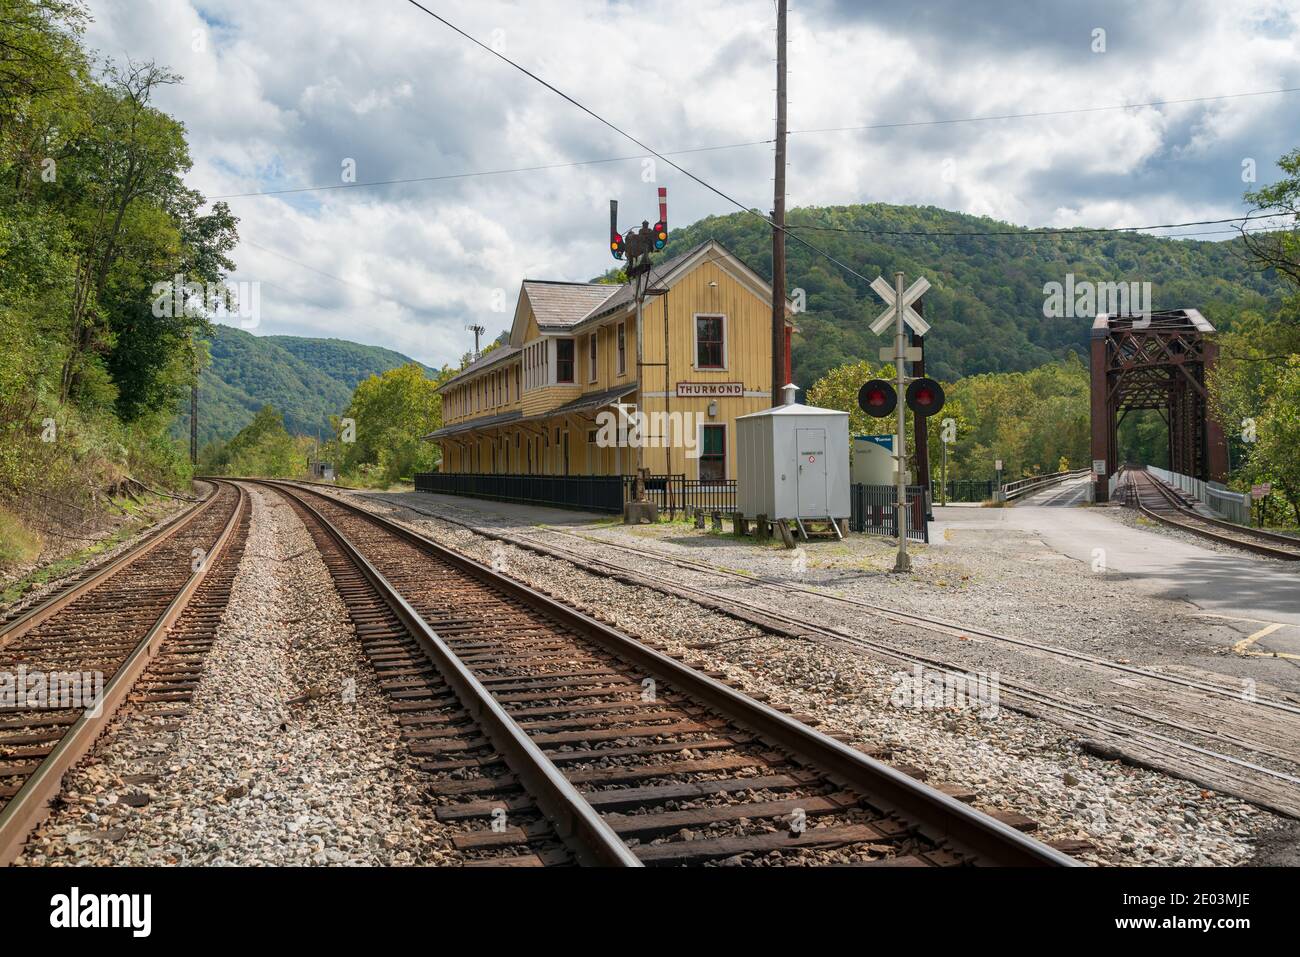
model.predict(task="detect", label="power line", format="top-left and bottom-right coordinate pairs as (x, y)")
top-left (208, 139), bottom-right (772, 199)
top-left (789, 87), bottom-right (1300, 136)
top-left (786, 211), bottom-right (1296, 239)
top-left (244, 239), bottom-right (415, 308)
top-left (399, 0), bottom-right (879, 289)
top-left (207, 84), bottom-right (1300, 203)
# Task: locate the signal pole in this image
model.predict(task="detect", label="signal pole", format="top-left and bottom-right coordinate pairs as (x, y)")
top-left (893, 271), bottom-right (911, 573)
top-left (466, 323), bottom-right (486, 359)
top-left (770, 0), bottom-right (788, 406)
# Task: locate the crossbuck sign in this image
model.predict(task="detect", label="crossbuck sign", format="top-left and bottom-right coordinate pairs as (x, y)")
top-left (870, 275), bottom-right (931, 336)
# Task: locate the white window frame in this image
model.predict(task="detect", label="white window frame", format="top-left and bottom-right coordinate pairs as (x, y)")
top-left (693, 313), bottom-right (728, 371)
top-left (697, 422), bottom-right (727, 482)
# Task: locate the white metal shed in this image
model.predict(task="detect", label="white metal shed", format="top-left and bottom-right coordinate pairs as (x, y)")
top-left (735, 389), bottom-right (850, 521)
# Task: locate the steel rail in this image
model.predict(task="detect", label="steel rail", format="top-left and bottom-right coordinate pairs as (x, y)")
top-left (1127, 471), bottom-right (1300, 561)
top-left (284, 480), bottom-right (1300, 816)
top-left (258, 481), bottom-right (641, 867)
top-left (266, 480), bottom-right (1076, 867)
top-left (341, 487), bottom-right (1300, 718)
top-left (0, 480), bottom-right (219, 651)
top-left (0, 481), bottom-right (247, 865)
top-left (466, 508), bottom-right (1300, 812)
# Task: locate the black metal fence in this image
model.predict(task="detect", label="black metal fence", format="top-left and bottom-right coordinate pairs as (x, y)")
top-left (624, 474), bottom-right (737, 519)
top-left (413, 472), bottom-right (625, 513)
top-left (416, 473), bottom-right (927, 542)
top-left (850, 483), bottom-right (929, 542)
top-left (931, 479), bottom-right (993, 503)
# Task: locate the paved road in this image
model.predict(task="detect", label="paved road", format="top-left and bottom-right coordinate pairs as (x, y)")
top-left (933, 500), bottom-right (1300, 661)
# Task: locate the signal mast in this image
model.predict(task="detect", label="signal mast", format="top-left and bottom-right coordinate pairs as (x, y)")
top-left (608, 187), bottom-right (668, 517)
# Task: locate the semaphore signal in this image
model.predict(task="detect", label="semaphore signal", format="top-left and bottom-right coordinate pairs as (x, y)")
top-left (609, 187), bottom-right (668, 278)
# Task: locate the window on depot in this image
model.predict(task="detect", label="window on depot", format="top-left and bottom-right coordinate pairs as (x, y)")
top-left (695, 315), bottom-right (725, 369)
top-left (556, 338), bottom-right (575, 383)
top-left (700, 424), bottom-right (725, 482)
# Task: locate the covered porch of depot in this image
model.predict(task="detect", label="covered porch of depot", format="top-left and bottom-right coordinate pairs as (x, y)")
top-left (430, 383), bottom-right (638, 477)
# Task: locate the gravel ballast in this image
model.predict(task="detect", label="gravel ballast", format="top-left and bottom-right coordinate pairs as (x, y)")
top-left (323, 487), bottom-right (1290, 867)
top-left (18, 484), bottom-right (456, 866)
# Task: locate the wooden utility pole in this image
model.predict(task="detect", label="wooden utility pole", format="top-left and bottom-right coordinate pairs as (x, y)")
top-left (910, 300), bottom-right (931, 518)
top-left (770, 0), bottom-right (788, 406)
top-left (189, 333), bottom-right (199, 465)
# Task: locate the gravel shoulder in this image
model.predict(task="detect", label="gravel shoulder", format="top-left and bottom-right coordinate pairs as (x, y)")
top-left (321, 487), bottom-right (1290, 867)
top-left (18, 484), bottom-right (457, 866)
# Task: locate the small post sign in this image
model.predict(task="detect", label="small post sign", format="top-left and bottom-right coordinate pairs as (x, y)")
top-left (1251, 483), bottom-right (1272, 500)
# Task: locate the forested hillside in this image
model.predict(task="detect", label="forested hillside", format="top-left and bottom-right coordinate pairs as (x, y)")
top-left (177, 324), bottom-right (435, 445)
top-left (0, 1), bottom-right (237, 568)
top-left (655, 204), bottom-right (1286, 386)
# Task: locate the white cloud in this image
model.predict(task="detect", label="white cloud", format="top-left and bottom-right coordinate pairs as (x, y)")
top-left (82, 0), bottom-right (1300, 368)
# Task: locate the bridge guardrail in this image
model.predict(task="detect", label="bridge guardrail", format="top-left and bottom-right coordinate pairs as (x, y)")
top-left (1145, 465), bottom-right (1251, 526)
top-left (1001, 468), bottom-right (1093, 502)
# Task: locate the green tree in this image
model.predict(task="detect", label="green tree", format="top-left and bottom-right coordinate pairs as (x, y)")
top-left (328, 364), bottom-right (450, 486)
top-left (201, 405), bottom-right (303, 477)
top-left (1241, 148), bottom-right (1300, 289)
top-left (1253, 357), bottom-right (1300, 525)
top-left (0, 0), bottom-right (237, 517)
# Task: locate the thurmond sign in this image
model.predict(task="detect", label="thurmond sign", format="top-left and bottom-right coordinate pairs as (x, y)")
top-left (676, 382), bottom-right (744, 397)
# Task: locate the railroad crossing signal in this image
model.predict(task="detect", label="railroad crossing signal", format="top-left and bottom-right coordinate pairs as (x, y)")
top-left (905, 377), bottom-right (945, 416)
top-left (870, 275), bottom-right (931, 336)
top-left (869, 271), bottom-right (935, 574)
top-left (858, 377), bottom-right (945, 417)
top-left (858, 379), bottom-right (897, 417)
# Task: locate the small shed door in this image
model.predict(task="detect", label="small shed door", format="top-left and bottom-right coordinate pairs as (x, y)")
top-left (796, 428), bottom-right (827, 516)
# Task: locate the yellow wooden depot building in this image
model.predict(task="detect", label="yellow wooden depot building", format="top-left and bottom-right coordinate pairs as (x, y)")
top-left (428, 240), bottom-right (793, 482)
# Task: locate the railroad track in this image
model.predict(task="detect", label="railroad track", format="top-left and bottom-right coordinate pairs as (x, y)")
top-left (301, 482), bottom-right (1300, 819)
top-left (0, 480), bottom-right (249, 864)
top-left (0, 479), bottom-right (219, 633)
top-left (1123, 469), bottom-right (1300, 561)
top-left (253, 479), bottom-right (1074, 867)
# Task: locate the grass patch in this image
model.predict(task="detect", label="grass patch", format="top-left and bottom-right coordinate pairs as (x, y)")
top-left (0, 506), bottom-right (41, 571)
top-left (0, 495), bottom-right (168, 606)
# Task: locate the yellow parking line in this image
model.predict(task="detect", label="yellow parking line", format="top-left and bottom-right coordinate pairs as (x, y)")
top-left (1233, 622), bottom-right (1285, 655)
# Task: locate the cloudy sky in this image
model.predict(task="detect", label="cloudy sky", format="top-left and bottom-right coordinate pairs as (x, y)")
top-left (83, 0), bottom-right (1300, 367)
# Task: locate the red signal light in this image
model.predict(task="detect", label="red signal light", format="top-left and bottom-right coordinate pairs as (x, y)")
top-left (905, 377), bottom-right (945, 416)
top-left (858, 379), bottom-right (897, 417)
top-left (609, 200), bottom-right (625, 260)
